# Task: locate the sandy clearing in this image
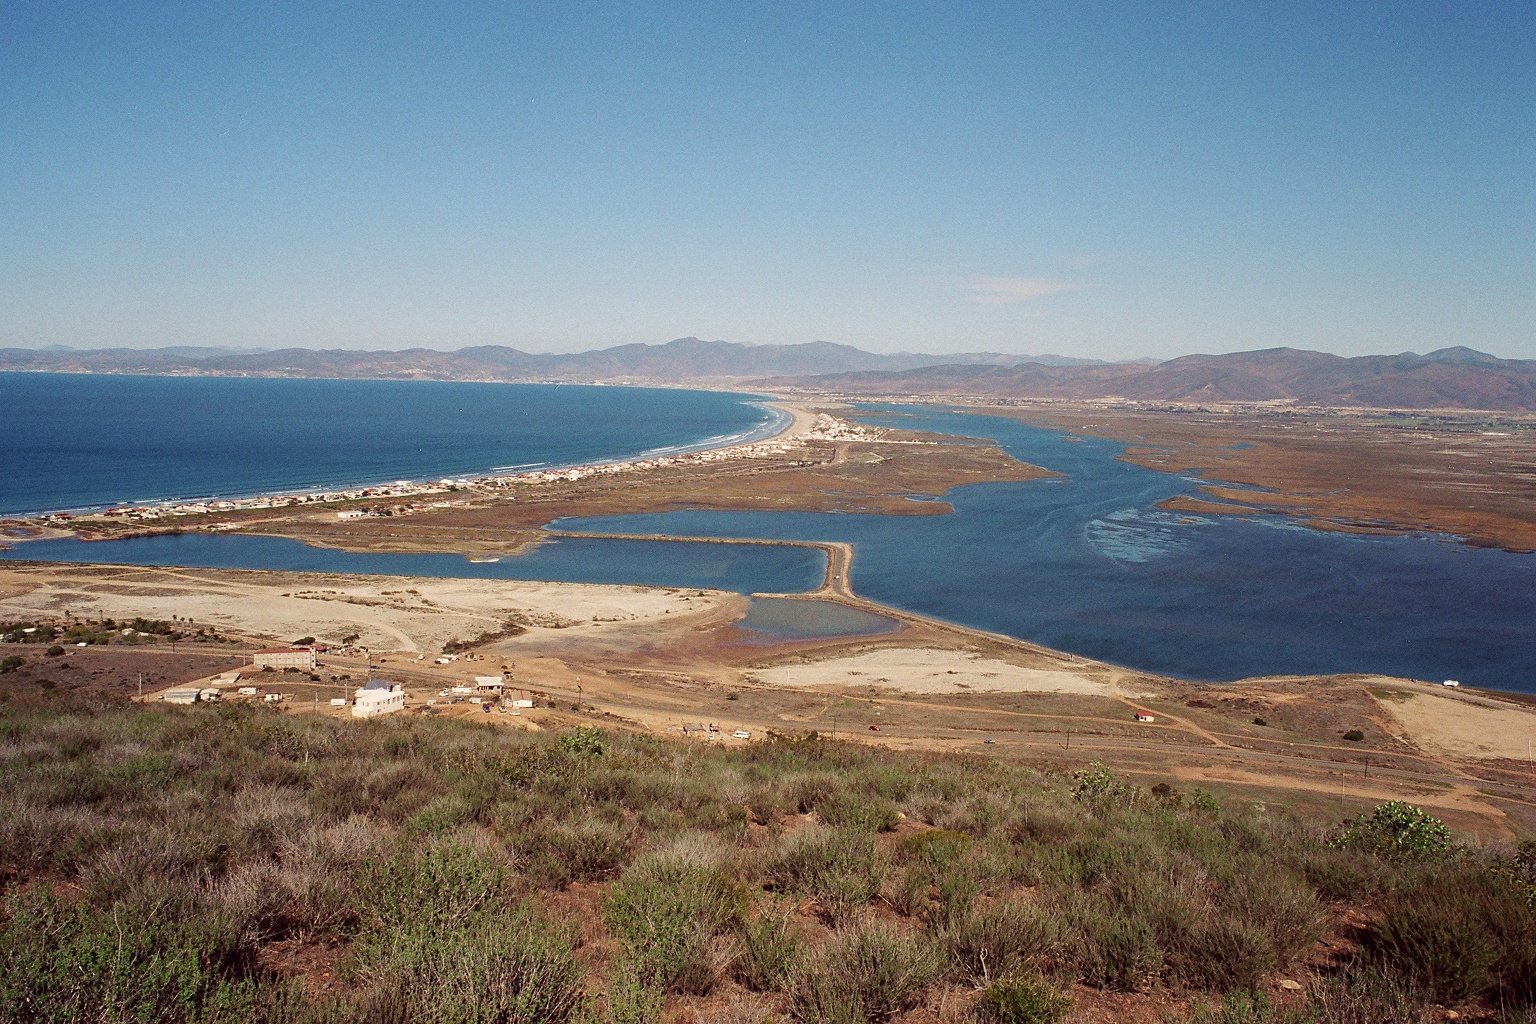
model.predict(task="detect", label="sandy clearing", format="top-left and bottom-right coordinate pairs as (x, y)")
top-left (749, 647), bottom-right (1117, 696)
top-left (0, 567), bottom-right (731, 656)
top-left (1378, 690), bottom-right (1536, 761)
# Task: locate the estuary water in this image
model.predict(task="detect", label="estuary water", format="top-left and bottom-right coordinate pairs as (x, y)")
top-left (0, 532), bottom-right (826, 596)
top-left (560, 406), bottom-right (1536, 692)
top-left (0, 373), bottom-right (778, 516)
top-left (3, 390), bottom-right (1533, 691)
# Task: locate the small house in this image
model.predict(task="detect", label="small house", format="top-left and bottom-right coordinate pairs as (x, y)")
top-left (1135, 713), bottom-right (1156, 723)
top-left (353, 679), bottom-right (405, 719)
top-left (161, 689), bottom-right (200, 705)
top-left (1442, 679), bottom-right (1460, 688)
top-left (474, 675), bottom-right (504, 694)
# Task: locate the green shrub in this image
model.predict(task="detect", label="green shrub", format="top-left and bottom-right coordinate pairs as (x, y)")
top-left (556, 726), bottom-right (606, 758)
top-left (1331, 801), bottom-right (1453, 861)
top-left (597, 962), bottom-right (666, 1024)
top-left (353, 836), bottom-right (511, 936)
top-left (734, 905), bottom-right (804, 992)
top-left (943, 897), bottom-right (1065, 985)
top-left (766, 825), bottom-right (881, 922)
top-left (602, 838), bottom-right (745, 994)
top-left (1491, 839), bottom-right (1536, 911)
top-left (1065, 899), bottom-right (1162, 992)
top-left (1343, 729), bottom-right (1364, 742)
top-left (351, 910), bottom-right (584, 1024)
top-left (973, 976), bottom-right (1071, 1024)
top-left (1366, 865), bottom-right (1536, 1009)
top-left (889, 827), bottom-right (992, 925)
top-left (0, 655), bottom-right (23, 674)
top-left (1179, 989), bottom-right (1294, 1024)
top-left (515, 814), bottom-right (634, 888)
top-left (0, 887), bottom-right (261, 1024)
top-left (819, 791), bottom-right (900, 832)
top-left (789, 923), bottom-right (942, 1024)
top-left (1073, 761), bottom-right (1132, 805)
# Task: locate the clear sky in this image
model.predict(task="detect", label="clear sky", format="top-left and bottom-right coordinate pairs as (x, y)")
top-left (3, 2), bottom-right (1532, 359)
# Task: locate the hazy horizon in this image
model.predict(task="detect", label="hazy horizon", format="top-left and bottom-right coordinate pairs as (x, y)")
top-left (4, 5), bottom-right (1532, 360)
top-left (0, 336), bottom-right (1529, 364)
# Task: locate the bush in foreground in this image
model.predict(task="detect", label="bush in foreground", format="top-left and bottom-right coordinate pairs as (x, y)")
top-left (0, 691), bottom-right (1533, 1023)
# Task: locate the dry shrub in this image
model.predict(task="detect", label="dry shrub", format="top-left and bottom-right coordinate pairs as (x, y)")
top-left (789, 922), bottom-right (942, 1024)
top-left (943, 897), bottom-right (1066, 986)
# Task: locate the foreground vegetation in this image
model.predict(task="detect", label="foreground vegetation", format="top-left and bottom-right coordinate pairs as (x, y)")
top-left (1, 684), bottom-right (1533, 1024)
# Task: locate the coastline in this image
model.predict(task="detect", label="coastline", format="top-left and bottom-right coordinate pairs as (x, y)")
top-left (3, 396), bottom-right (822, 535)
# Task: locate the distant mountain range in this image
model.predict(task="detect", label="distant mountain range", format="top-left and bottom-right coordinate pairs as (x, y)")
top-left (761, 345), bottom-right (1536, 411)
top-left (1, 339), bottom-right (1532, 410)
top-left (0, 338), bottom-right (1104, 383)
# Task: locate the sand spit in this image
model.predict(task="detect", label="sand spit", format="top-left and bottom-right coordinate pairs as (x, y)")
top-left (749, 647), bottom-right (1121, 696)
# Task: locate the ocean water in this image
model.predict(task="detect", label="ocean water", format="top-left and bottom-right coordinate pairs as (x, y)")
top-left (0, 373), bottom-right (778, 516)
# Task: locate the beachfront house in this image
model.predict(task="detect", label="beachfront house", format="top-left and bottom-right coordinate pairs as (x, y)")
top-left (353, 679), bottom-right (405, 718)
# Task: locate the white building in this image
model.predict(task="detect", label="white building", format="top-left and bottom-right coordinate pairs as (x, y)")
top-left (161, 689), bottom-right (200, 705)
top-left (474, 675), bottom-right (504, 694)
top-left (253, 648), bottom-right (317, 671)
top-left (353, 679), bottom-right (405, 718)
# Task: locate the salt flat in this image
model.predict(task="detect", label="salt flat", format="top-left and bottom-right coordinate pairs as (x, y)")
top-left (748, 646), bottom-right (1119, 696)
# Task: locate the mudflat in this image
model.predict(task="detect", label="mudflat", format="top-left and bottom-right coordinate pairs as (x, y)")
top-left (978, 401), bottom-right (1536, 552)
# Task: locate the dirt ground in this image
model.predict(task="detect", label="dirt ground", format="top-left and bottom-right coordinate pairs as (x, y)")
top-left (1375, 686), bottom-right (1536, 761)
top-left (0, 562), bottom-right (735, 656)
top-left (4, 561), bottom-right (1534, 841)
top-left (747, 647), bottom-right (1135, 697)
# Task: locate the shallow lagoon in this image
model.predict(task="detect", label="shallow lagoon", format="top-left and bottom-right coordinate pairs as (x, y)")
top-left (734, 598), bottom-right (900, 644)
top-left (561, 406), bottom-right (1536, 692)
top-left (0, 532), bottom-right (826, 596)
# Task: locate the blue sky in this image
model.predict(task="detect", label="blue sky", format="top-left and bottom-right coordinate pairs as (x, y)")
top-left (3, 2), bottom-right (1532, 359)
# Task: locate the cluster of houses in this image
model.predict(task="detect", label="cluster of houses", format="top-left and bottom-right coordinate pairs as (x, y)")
top-left (40, 481), bottom-right (462, 527)
top-left (472, 413), bottom-right (882, 490)
top-left (162, 648), bottom-right (555, 723)
top-left (35, 413), bottom-right (888, 529)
